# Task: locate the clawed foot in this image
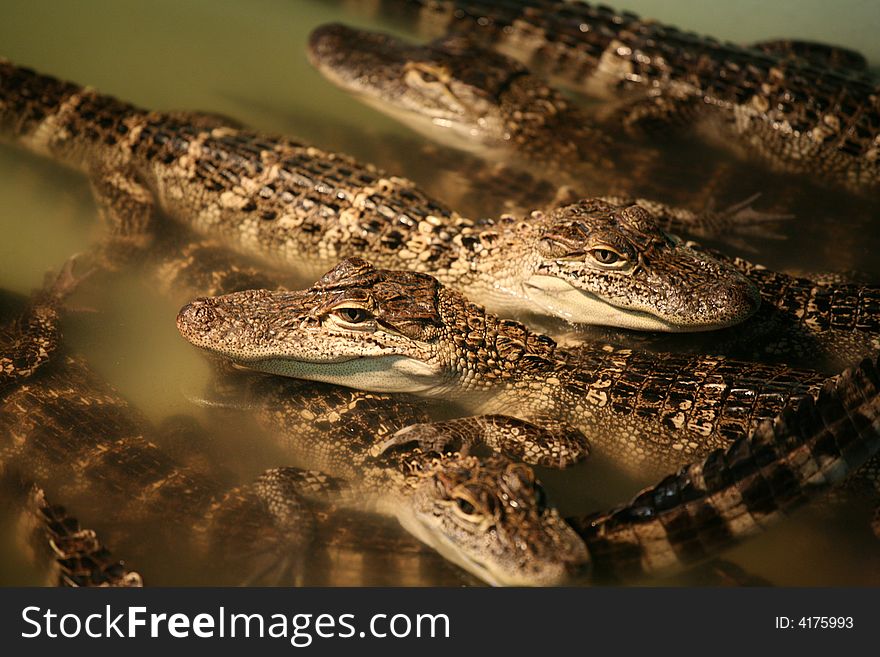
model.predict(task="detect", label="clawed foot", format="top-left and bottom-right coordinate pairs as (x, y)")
top-left (707, 193), bottom-right (793, 251)
top-left (370, 422), bottom-right (465, 459)
top-left (41, 253), bottom-right (96, 308)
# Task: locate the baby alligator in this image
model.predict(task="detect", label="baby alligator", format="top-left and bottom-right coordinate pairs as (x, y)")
top-left (355, 0), bottom-right (880, 193)
top-left (0, 59), bottom-right (759, 332)
top-left (308, 22), bottom-right (788, 246)
top-left (7, 243), bottom-right (879, 584)
top-left (178, 256), bottom-right (850, 477)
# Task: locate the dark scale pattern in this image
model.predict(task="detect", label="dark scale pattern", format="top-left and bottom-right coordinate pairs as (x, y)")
top-left (571, 356), bottom-right (880, 580)
top-left (0, 61), bottom-right (81, 138)
top-left (547, 333), bottom-right (826, 470)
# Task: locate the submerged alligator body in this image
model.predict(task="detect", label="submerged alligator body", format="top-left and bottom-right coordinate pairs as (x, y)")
top-left (13, 486), bottom-right (143, 587)
top-left (229, 352), bottom-right (880, 583)
top-left (0, 59), bottom-right (761, 333)
top-left (0, 256), bottom-right (454, 585)
top-left (354, 0), bottom-right (880, 193)
top-left (7, 237), bottom-right (879, 585)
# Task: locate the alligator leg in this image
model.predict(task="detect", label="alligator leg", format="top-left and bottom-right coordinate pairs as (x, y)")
top-left (599, 194), bottom-right (791, 249)
top-left (88, 166), bottom-right (156, 268)
top-left (374, 414), bottom-right (590, 468)
top-left (0, 257), bottom-right (84, 391)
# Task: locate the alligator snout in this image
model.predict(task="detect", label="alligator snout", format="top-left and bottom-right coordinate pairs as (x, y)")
top-left (176, 298), bottom-right (217, 345)
top-left (700, 274), bottom-right (762, 329)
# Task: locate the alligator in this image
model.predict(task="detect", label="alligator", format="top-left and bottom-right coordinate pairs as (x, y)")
top-left (176, 256), bottom-right (864, 478)
top-left (306, 24), bottom-right (880, 371)
top-left (307, 22), bottom-right (791, 246)
top-left (0, 59), bottom-right (764, 333)
top-left (7, 238), bottom-right (880, 585)
top-left (348, 0), bottom-right (880, 194)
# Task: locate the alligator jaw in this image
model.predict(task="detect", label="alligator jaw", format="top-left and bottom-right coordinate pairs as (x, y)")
top-left (524, 275), bottom-right (759, 332)
top-left (236, 355), bottom-right (443, 394)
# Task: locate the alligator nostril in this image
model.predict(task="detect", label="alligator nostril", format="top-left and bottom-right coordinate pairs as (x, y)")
top-left (307, 23), bottom-right (352, 59)
top-left (176, 300), bottom-right (216, 338)
top-left (729, 276), bottom-right (762, 318)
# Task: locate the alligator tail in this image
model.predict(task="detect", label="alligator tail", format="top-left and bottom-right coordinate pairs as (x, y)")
top-left (0, 59), bottom-right (143, 164)
top-left (573, 354), bottom-right (880, 580)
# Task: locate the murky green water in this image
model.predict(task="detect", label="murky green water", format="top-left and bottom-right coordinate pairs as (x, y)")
top-left (1, 0), bottom-right (879, 586)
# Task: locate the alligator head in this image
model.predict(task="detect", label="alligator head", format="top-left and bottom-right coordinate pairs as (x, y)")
top-left (307, 23), bottom-right (522, 154)
top-left (393, 450), bottom-right (590, 586)
top-left (177, 257), bottom-right (453, 394)
top-left (515, 200), bottom-right (760, 330)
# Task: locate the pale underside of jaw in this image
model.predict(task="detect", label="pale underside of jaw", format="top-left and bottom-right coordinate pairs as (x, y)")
top-left (524, 274), bottom-right (733, 332)
top-left (394, 507), bottom-right (507, 586)
top-left (235, 354), bottom-right (443, 394)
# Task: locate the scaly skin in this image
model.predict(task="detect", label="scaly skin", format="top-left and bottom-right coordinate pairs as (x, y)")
top-left (355, 0), bottom-right (880, 193)
top-left (571, 353), bottom-right (880, 580)
top-left (177, 258), bottom-right (844, 476)
top-left (7, 243), bottom-right (880, 584)
top-left (575, 245), bottom-right (880, 375)
top-left (695, 248), bottom-right (880, 371)
top-left (0, 59), bottom-right (759, 332)
top-left (239, 359), bottom-right (880, 584)
top-left (0, 255), bottom-right (452, 586)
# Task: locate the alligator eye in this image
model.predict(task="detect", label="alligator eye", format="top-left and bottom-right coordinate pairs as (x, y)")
top-left (419, 70), bottom-right (440, 84)
top-left (333, 307), bottom-right (371, 324)
top-left (455, 498), bottom-right (476, 515)
top-left (590, 248), bottom-right (623, 265)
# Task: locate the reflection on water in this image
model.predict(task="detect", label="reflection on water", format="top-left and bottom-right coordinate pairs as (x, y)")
top-left (0, 0), bottom-right (879, 586)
